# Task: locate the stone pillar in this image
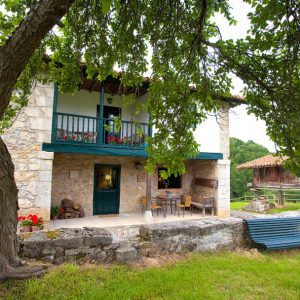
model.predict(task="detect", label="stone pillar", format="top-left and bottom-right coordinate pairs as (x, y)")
top-left (219, 104), bottom-right (229, 160)
top-left (215, 159), bottom-right (230, 217)
top-left (2, 83), bottom-right (55, 221)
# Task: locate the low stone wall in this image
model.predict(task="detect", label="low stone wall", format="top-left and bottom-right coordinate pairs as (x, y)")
top-left (19, 218), bottom-right (249, 264)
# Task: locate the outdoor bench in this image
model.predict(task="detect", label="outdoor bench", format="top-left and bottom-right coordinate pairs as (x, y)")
top-left (246, 217), bottom-right (300, 250)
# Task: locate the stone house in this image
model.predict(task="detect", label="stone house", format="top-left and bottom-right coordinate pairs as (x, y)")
top-left (2, 76), bottom-right (241, 222)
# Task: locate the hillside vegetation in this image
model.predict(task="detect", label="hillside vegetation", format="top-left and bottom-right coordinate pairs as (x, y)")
top-left (230, 137), bottom-right (270, 199)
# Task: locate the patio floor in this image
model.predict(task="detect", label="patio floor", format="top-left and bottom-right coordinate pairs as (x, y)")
top-left (50, 210), bottom-right (208, 230)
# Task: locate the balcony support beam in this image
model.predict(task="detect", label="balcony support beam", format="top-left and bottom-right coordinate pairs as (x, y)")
top-left (51, 83), bottom-right (58, 142)
top-left (98, 83), bottom-right (105, 144)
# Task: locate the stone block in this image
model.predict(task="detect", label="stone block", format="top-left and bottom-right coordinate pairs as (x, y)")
top-left (30, 118), bottom-right (52, 131)
top-left (53, 228), bottom-right (83, 249)
top-left (65, 248), bottom-right (81, 256)
top-left (83, 227), bottom-right (112, 247)
top-left (36, 182), bottom-right (52, 195)
top-left (26, 107), bottom-right (40, 118)
top-left (54, 247), bottom-right (65, 258)
top-left (35, 194), bottom-right (51, 208)
top-left (181, 241), bottom-right (198, 252)
top-left (22, 232), bottom-right (46, 258)
top-left (40, 160), bottom-right (53, 171)
top-left (116, 247), bottom-right (137, 263)
top-left (38, 151), bottom-right (54, 160)
top-left (81, 247), bottom-right (95, 255)
top-left (29, 164), bottom-right (40, 171)
top-left (38, 95), bottom-right (53, 107)
top-left (18, 198), bottom-right (34, 209)
top-left (53, 256), bottom-right (66, 265)
top-left (90, 251), bottom-right (107, 262)
top-left (38, 170), bottom-right (53, 182)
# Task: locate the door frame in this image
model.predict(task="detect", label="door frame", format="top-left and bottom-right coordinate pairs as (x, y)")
top-left (93, 164), bottom-right (121, 215)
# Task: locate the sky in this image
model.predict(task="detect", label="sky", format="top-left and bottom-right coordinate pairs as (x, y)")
top-left (206, 0), bottom-right (275, 152)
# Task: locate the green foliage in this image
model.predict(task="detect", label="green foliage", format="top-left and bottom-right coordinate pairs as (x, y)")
top-left (0, 0), bottom-right (299, 176)
top-left (230, 137), bottom-right (269, 198)
top-left (4, 252), bottom-right (300, 299)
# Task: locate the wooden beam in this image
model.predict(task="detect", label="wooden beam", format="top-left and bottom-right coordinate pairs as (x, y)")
top-left (146, 172), bottom-right (152, 212)
top-left (89, 80), bottom-right (97, 93)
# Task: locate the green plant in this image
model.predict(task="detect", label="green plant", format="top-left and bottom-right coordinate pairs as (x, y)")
top-left (19, 219), bottom-right (32, 227)
top-left (50, 206), bottom-right (60, 219)
top-left (104, 124), bottom-right (110, 132)
top-left (114, 116), bottom-right (122, 133)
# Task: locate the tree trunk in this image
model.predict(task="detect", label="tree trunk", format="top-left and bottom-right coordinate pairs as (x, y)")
top-left (0, 0), bottom-right (74, 281)
top-left (0, 137), bottom-right (45, 281)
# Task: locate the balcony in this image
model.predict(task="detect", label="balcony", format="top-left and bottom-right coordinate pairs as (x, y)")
top-left (52, 112), bottom-right (149, 147)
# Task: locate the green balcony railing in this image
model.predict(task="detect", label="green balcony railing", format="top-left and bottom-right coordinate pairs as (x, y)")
top-left (52, 112), bottom-right (149, 148)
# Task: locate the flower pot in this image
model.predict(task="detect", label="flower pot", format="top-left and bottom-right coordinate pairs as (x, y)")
top-left (20, 226), bottom-right (31, 232)
top-left (31, 225), bottom-right (41, 232)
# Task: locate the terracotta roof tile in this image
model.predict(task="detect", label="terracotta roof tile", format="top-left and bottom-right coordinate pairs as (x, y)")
top-left (237, 154), bottom-right (289, 170)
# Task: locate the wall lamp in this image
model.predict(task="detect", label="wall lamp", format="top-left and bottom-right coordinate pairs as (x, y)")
top-left (135, 162), bottom-right (142, 171)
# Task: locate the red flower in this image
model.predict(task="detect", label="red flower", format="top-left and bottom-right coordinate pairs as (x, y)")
top-left (63, 135), bottom-right (67, 141)
top-left (59, 207), bottom-right (64, 213)
top-left (117, 138), bottom-right (122, 144)
top-left (28, 214), bottom-right (39, 225)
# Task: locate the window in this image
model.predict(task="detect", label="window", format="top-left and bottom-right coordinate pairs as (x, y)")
top-left (158, 168), bottom-right (181, 189)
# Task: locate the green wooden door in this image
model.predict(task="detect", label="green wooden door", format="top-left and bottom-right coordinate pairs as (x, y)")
top-left (94, 165), bottom-right (120, 215)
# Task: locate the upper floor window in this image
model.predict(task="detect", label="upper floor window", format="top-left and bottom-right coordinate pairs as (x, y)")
top-left (158, 168), bottom-right (181, 189)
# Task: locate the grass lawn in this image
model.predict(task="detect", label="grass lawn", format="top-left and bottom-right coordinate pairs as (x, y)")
top-left (230, 201), bottom-right (300, 214)
top-left (2, 251), bottom-right (300, 300)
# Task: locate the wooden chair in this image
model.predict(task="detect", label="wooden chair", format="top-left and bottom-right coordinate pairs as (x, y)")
top-left (141, 196), bottom-right (161, 216)
top-left (199, 197), bottom-right (215, 216)
top-left (177, 195), bottom-right (192, 217)
top-left (190, 178), bottom-right (217, 216)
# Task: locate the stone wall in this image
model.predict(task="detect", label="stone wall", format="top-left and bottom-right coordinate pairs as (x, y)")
top-left (2, 83), bottom-right (54, 221)
top-left (19, 217), bottom-right (249, 263)
top-left (51, 154), bottom-right (218, 216)
top-left (52, 154), bottom-right (148, 215)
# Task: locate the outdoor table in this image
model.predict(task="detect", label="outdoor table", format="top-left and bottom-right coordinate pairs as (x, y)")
top-left (156, 194), bottom-right (182, 217)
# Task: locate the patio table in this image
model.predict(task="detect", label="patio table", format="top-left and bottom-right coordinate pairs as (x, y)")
top-left (156, 194), bottom-right (182, 218)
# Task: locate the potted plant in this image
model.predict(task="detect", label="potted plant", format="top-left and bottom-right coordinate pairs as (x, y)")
top-left (18, 216), bottom-right (32, 232)
top-left (59, 207), bottom-right (65, 219)
top-left (51, 206), bottom-right (60, 220)
top-left (28, 214), bottom-right (44, 231)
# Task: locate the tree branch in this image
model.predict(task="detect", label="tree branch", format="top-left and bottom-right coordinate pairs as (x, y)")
top-left (0, 0), bottom-right (75, 119)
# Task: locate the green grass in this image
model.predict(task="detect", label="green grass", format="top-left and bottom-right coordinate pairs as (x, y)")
top-left (2, 251), bottom-right (300, 300)
top-left (230, 201), bottom-right (250, 211)
top-left (231, 201), bottom-right (300, 214)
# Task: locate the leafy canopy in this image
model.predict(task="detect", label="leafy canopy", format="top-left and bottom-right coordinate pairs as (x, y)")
top-left (0, 0), bottom-right (299, 176)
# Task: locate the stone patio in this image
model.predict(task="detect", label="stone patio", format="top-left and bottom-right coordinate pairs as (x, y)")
top-left (50, 211), bottom-right (209, 230)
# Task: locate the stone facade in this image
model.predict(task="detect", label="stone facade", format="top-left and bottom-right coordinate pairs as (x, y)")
top-left (51, 153), bottom-right (218, 216)
top-left (19, 217), bottom-right (249, 263)
top-left (2, 83), bottom-right (54, 221)
top-left (2, 83), bottom-right (231, 222)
